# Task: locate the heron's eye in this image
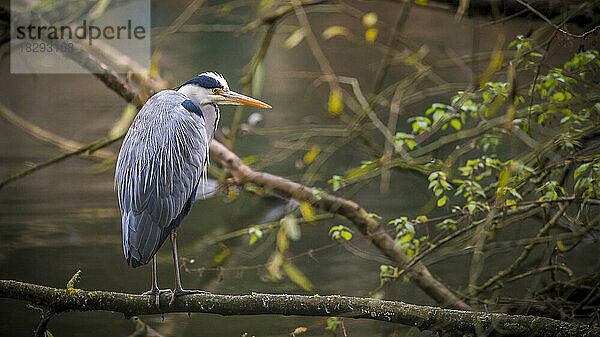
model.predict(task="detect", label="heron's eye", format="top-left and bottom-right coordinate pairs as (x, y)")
top-left (212, 88), bottom-right (220, 94)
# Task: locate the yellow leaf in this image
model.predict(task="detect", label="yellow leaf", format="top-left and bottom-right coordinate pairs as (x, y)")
top-left (362, 12), bottom-right (378, 27)
top-left (213, 246), bottom-right (230, 264)
top-left (504, 61), bottom-right (517, 132)
top-left (322, 25), bottom-right (351, 39)
top-left (284, 28), bottom-right (305, 49)
top-left (252, 61), bottom-right (265, 97)
top-left (496, 168), bottom-right (510, 196)
top-left (109, 104), bottom-right (136, 138)
top-left (414, 0), bottom-right (428, 4)
top-left (484, 92), bottom-right (506, 117)
top-left (277, 227), bottom-right (289, 251)
top-left (343, 160), bottom-right (379, 180)
top-left (437, 195), bottom-right (447, 207)
top-left (403, 45), bottom-right (429, 65)
top-left (242, 155), bottom-right (259, 165)
top-left (281, 214), bottom-right (301, 241)
top-left (299, 201), bottom-right (316, 222)
top-left (328, 87), bottom-right (343, 116)
top-left (303, 145), bottom-right (320, 164)
top-left (556, 240), bottom-right (575, 252)
top-left (479, 35), bottom-right (505, 88)
top-left (454, 0), bottom-right (469, 22)
top-left (292, 327), bottom-right (308, 335)
top-left (340, 230), bottom-right (352, 240)
top-left (89, 0), bottom-right (110, 19)
top-left (149, 54), bottom-right (161, 79)
top-left (265, 251), bottom-right (284, 281)
top-left (260, 0), bottom-right (274, 10)
top-left (283, 262), bottom-right (316, 292)
top-left (221, 4), bottom-right (232, 15)
top-left (227, 185), bottom-right (238, 200)
top-left (365, 28), bottom-right (378, 43)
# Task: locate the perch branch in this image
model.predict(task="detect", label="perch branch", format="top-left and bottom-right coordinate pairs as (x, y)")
top-left (0, 280), bottom-right (597, 337)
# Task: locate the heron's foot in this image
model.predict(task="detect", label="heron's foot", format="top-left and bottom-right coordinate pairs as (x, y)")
top-left (142, 288), bottom-right (172, 308)
top-left (169, 289), bottom-right (207, 306)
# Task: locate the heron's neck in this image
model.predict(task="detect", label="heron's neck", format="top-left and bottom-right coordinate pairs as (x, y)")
top-left (177, 85), bottom-right (211, 105)
top-left (177, 85), bottom-right (220, 143)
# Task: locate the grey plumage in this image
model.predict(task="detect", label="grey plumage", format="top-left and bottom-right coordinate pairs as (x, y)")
top-left (115, 90), bottom-right (211, 267)
top-left (114, 72), bottom-right (269, 304)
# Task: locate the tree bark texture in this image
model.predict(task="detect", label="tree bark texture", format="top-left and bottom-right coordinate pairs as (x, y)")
top-left (1, 280), bottom-right (598, 336)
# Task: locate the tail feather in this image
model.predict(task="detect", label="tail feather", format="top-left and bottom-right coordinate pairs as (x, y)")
top-left (121, 185), bottom-right (198, 268)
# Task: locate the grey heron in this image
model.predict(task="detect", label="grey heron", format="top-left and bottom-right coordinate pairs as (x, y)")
top-left (115, 72), bottom-right (271, 306)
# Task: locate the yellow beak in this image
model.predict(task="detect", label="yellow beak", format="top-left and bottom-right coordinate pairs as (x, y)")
top-left (221, 91), bottom-right (272, 108)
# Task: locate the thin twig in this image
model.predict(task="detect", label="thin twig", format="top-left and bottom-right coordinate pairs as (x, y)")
top-left (0, 135), bottom-right (123, 190)
top-left (372, 0), bottom-right (412, 95)
top-left (515, 0), bottom-right (600, 39)
top-left (380, 86), bottom-right (403, 194)
top-left (476, 203), bottom-right (568, 293)
top-left (0, 101), bottom-right (114, 160)
top-left (34, 308), bottom-right (55, 337)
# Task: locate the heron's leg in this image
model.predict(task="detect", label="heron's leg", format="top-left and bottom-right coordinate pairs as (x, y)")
top-left (142, 256), bottom-right (171, 307)
top-left (169, 229), bottom-right (203, 305)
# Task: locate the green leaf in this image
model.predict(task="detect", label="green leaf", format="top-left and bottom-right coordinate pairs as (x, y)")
top-left (366, 212), bottom-right (381, 219)
top-left (326, 317), bottom-right (341, 331)
top-left (553, 92), bottom-right (565, 101)
top-left (467, 202), bottom-right (476, 214)
top-left (248, 226), bottom-right (263, 246)
top-left (329, 225), bottom-right (353, 240)
top-left (575, 177), bottom-right (591, 195)
top-left (450, 119), bottom-right (461, 130)
top-left (416, 215), bottom-right (428, 223)
top-left (574, 162), bottom-right (591, 179)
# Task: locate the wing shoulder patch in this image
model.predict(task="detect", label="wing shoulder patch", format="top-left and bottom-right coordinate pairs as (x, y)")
top-left (181, 99), bottom-right (204, 119)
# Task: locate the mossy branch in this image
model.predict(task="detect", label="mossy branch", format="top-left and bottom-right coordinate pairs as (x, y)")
top-left (1, 280), bottom-right (598, 336)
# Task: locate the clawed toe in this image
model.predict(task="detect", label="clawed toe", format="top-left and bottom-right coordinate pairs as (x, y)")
top-left (169, 289), bottom-right (206, 306)
top-left (142, 289), bottom-right (172, 308)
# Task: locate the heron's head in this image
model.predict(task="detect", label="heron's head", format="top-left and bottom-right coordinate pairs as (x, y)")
top-left (177, 72), bottom-right (271, 108)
